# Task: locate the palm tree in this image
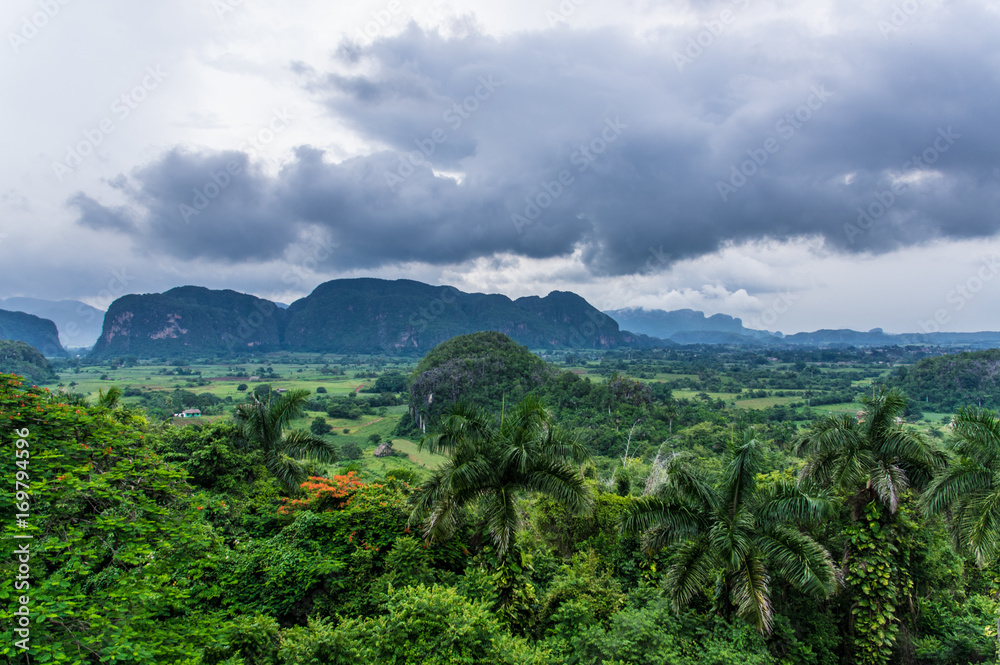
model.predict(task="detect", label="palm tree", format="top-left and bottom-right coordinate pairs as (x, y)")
top-left (408, 396), bottom-right (592, 559)
top-left (795, 386), bottom-right (945, 664)
top-left (795, 386), bottom-right (944, 517)
top-left (233, 389), bottom-right (338, 493)
top-left (923, 406), bottom-right (1000, 566)
top-left (922, 406), bottom-right (1000, 662)
top-left (623, 429), bottom-right (837, 634)
top-left (97, 386), bottom-right (123, 409)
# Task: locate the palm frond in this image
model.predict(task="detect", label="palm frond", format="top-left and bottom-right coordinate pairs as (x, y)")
top-left (730, 553), bottom-right (773, 634)
top-left (254, 389), bottom-right (310, 435)
top-left (871, 460), bottom-right (908, 514)
top-left (923, 462), bottom-right (994, 516)
top-left (520, 463), bottom-right (593, 515)
top-left (951, 407), bottom-right (1000, 468)
top-left (655, 453), bottom-right (721, 512)
top-left (265, 453), bottom-right (307, 493)
top-left (759, 525), bottom-right (838, 598)
top-left (722, 430), bottom-right (765, 518)
top-left (483, 488), bottom-right (520, 558)
top-left (957, 484), bottom-right (1000, 567)
top-left (621, 495), bottom-right (703, 551)
top-left (756, 480), bottom-right (836, 526)
top-left (663, 535), bottom-right (717, 613)
top-left (282, 428), bottom-right (339, 464)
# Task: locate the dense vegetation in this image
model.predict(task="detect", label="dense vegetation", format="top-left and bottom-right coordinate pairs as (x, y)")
top-left (889, 349), bottom-right (1000, 412)
top-left (0, 340), bottom-right (58, 384)
top-left (400, 331), bottom-right (556, 433)
top-left (2, 332), bottom-right (999, 664)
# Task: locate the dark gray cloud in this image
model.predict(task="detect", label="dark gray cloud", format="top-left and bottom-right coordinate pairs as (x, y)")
top-left (72, 9), bottom-right (1000, 275)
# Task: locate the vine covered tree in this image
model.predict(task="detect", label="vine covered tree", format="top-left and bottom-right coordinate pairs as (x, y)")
top-left (795, 386), bottom-right (945, 665)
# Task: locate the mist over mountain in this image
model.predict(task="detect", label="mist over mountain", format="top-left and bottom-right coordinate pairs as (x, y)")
top-left (604, 307), bottom-right (778, 343)
top-left (0, 297), bottom-right (105, 348)
top-left (0, 309), bottom-right (68, 357)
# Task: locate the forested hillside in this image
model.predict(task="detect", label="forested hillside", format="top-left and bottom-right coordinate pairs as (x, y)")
top-left (90, 286), bottom-right (286, 358)
top-left (0, 340), bottom-right (58, 385)
top-left (889, 349), bottom-right (1000, 412)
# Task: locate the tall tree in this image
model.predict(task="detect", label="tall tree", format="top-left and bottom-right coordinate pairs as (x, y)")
top-left (232, 389), bottom-right (338, 493)
top-left (408, 395), bottom-right (591, 559)
top-left (922, 406), bottom-right (1000, 661)
top-left (923, 406), bottom-right (1000, 566)
top-left (795, 386), bottom-right (944, 517)
top-left (623, 429), bottom-right (837, 634)
top-left (795, 386), bottom-right (945, 665)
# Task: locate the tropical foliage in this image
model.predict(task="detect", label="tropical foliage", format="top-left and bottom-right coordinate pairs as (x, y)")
top-left (409, 395), bottom-right (591, 558)
top-left (233, 388), bottom-right (339, 492)
top-left (624, 429), bottom-right (837, 633)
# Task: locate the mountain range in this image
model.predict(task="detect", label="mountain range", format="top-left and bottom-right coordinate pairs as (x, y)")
top-left (6, 279), bottom-right (1000, 358)
top-left (87, 279), bottom-right (651, 358)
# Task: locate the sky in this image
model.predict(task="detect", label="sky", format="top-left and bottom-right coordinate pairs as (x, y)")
top-left (3, 0), bottom-right (1000, 335)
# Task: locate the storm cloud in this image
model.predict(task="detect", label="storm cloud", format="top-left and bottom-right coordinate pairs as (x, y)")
top-left (70, 4), bottom-right (1000, 277)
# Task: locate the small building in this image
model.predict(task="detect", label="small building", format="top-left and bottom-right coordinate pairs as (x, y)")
top-left (174, 408), bottom-right (202, 418)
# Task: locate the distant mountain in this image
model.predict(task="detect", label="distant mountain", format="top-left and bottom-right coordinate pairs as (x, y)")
top-left (605, 307), bottom-right (776, 344)
top-left (90, 286), bottom-right (286, 358)
top-left (89, 278), bottom-right (648, 358)
top-left (81, 280), bottom-right (1000, 358)
top-left (0, 309), bottom-right (67, 357)
top-left (283, 279), bottom-right (643, 354)
top-left (0, 297), bottom-right (105, 348)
